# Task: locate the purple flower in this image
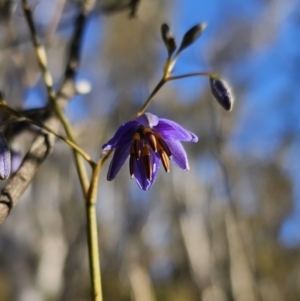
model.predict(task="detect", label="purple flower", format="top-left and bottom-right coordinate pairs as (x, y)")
top-left (102, 113), bottom-right (198, 190)
top-left (0, 132), bottom-right (11, 180)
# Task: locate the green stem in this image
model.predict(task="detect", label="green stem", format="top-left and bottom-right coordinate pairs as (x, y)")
top-left (86, 161), bottom-right (103, 301)
top-left (1, 115), bottom-right (95, 165)
top-left (86, 202), bottom-right (102, 301)
top-left (54, 106), bottom-right (90, 196)
top-left (25, 118), bottom-right (95, 166)
top-left (22, 0), bottom-right (89, 196)
top-left (168, 72), bottom-right (213, 81)
top-left (136, 78), bottom-right (166, 117)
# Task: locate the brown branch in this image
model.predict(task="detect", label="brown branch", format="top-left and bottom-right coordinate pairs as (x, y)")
top-left (0, 1), bottom-right (95, 224)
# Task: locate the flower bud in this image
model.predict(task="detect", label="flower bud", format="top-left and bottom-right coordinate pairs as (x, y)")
top-left (178, 23), bottom-right (206, 53)
top-left (0, 132), bottom-right (11, 180)
top-left (161, 23), bottom-right (176, 56)
top-left (209, 76), bottom-right (234, 111)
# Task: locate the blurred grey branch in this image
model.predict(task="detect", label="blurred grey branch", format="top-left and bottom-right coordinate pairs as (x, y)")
top-left (0, 0), bottom-right (95, 224)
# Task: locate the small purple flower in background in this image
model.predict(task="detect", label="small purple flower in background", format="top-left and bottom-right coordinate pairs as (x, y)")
top-left (0, 132), bottom-right (11, 180)
top-left (102, 113), bottom-right (198, 190)
top-left (10, 148), bottom-right (22, 174)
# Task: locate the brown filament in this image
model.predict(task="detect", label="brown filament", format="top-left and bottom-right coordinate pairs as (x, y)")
top-left (129, 145), bottom-right (135, 178)
top-left (129, 155), bottom-right (135, 178)
top-left (146, 133), bottom-right (157, 152)
top-left (157, 138), bottom-right (172, 158)
top-left (159, 150), bottom-right (170, 172)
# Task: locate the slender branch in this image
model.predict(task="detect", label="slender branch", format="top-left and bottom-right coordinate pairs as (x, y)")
top-left (21, 0), bottom-right (90, 197)
top-left (86, 201), bottom-right (102, 301)
top-left (168, 72), bottom-right (213, 81)
top-left (137, 71), bottom-right (213, 117)
top-left (85, 161), bottom-right (103, 301)
top-left (136, 78), bottom-right (167, 116)
top-left (0, 116), bottom-right (94, 165)
top-left (21, 0), bottom-right (56, 106)
top-left (26, 118), bottom-right (95, 165)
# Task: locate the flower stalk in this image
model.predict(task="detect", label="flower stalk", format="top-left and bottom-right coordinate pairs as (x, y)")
top-left (21, 0), bottom-right (89, 196)
top-left (86, 161), bottom-right (103, 301)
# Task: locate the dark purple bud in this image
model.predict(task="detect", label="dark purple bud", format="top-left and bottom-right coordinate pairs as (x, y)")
top-left (178, 23), bottom-right (206, 53)
top-left (209, 76), bottom-right (234, 111)
top-left (0, 132), bottom-right (11, 180)
top-left (161, 23), bottom-right (176, 56)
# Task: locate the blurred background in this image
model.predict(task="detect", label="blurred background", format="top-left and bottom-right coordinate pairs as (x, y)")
top-left (0, 0), bottom-right (299, 300)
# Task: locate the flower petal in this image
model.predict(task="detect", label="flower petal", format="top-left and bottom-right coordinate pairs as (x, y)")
top-left (166, 140), bottom-right (190, 171)
top-left (133, 151), bottom-right (160, 190)
top-left (0, 133), bottom-right (10, 180)
top-left (135, 113), bottom-right (159, 128)
top-left (154, 119), bottom-right (198, 142)
top-left (102, 121), bottom-right (139, 151)
top-left (107, 143), bottom-right (131, 181)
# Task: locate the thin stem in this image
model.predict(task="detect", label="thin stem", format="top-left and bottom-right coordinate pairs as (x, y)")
top-left (86, 202), bottom-right (102, 301)
top-left (26, 118), bottom-right (95, 166)
top-left (1, 116), bottom-right (94, 165)
top-left (168, 72), bottom-right (213, 81)
top-left (85, 149), bottom-right (130, 299)
top-left (21, 0), bottom-right (89, 196)
top-left (136, 71), bottom-right (213, 117)
top-left (21, 1), bottom-right (55, 99)
top-left (136, 78), bottom-right (166, 116)
top-left (86, 161), bottom-right (103, 301)
top-left (54, 106), bottom-right (90, 195)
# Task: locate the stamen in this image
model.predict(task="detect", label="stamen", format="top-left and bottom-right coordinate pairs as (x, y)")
top-left (159, 150), bottom-right (170, 173)
top-left (157, 137), bottom-right (172, 158)
top-left (133, 133), bottom-right (141, 159)
top-left (142, 145), bottom-right (152, 180)
top-left (129, 155), bottom-right (135, 178)
top-left (129, 145), bottom-right (135, 178)
top-left (146, 133), bottom-right (157, 152)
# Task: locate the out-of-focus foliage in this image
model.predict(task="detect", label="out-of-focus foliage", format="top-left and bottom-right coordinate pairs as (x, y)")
top-left (0, 0), bottom-right (299, 300)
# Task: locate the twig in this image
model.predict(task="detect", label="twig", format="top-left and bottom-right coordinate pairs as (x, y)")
top-left (21, 0), bottom-right (90, 197)
top-left (86, 160), bottom-right (103, 301)
top-left (0, 116), bottom-right (57, 222)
